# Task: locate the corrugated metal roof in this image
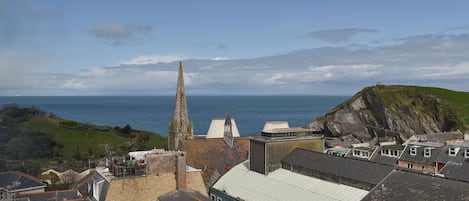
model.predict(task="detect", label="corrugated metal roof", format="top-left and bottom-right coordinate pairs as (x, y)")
top-left (212, 161), bottom-right (369, 201)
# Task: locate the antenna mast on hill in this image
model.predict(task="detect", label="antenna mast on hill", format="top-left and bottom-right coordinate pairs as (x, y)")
top-left (376, 75), bottom-right (383, 86)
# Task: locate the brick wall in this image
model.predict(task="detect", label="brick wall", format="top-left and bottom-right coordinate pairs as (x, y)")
top-left (146, 154), bottom-right (177, 175)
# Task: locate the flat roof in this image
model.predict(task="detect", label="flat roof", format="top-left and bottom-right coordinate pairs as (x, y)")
top-left (250, 135), bottom-right (323, 143)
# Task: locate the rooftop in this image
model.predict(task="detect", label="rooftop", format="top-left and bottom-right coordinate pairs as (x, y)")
top-left (0, 171), bottom-right (46, 192)
top-left (212, 161), bottom-right (369, 201)
top-left (251, 135), bottom-right (323, 143)
top-left (399, 143), bottom-right (443, 165)
top-left (439, 161), bottom-right (469, 182)
top-left (281, 149), bottom-right (394, 187)
top-left (362, 170), bottom-right (469, 201)
top-left (181, 137), bottom-right (250, 187)
top-left (16, 189), bottom-right (85, 201)
top-left (157, 189), bottom-right (210, 201)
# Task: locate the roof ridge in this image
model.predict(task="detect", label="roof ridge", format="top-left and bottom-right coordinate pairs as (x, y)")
top-left (291, 148), bottom-right (394, 167)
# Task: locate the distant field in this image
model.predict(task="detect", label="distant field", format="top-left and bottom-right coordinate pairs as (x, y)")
top-left (20, 117), bottom-right (167, 159)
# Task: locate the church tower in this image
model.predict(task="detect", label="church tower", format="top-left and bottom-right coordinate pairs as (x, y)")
top-left (168, 61), bottom-right (193, 150)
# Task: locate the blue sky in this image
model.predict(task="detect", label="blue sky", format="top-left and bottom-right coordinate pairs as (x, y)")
top-left (1, 0), bottom-right (469, 95)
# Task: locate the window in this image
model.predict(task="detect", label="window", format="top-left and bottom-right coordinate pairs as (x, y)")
top-left (362, 151), bottom-right (369, 158)
top-left (407, 163), bottom-right (413, 169)
top-left (210, 194), bottom-right (216, 201)
top-left (424, 148), bottom-right (432, 158)
top-left (217, 197), bottom-right (223, 201)
top-left (410, 147), bottom-right (417, 156)
top-left (0, 191), bottom-right (4, 200)
top-left (449, 147), bottom-right (459, 156)
top-left (422, 166), bottom-right (426, 171)
top-left (353, 150), bottom-right (361, 157)
top-left (382, 149), bottom-right (399, 157)
top-left (465, 149), bottom-right (469, 158)
top-left (353, 149), bottom-right (369, 158)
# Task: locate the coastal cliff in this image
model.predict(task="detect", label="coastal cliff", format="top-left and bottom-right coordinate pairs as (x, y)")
top-left (307, 85), bottom-right (469, 146)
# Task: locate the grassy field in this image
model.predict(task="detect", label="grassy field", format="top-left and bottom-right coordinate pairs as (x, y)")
top-left (20, 117), bottom-right (167, 159)
top-left (375, 85), bottom-right (469, 125)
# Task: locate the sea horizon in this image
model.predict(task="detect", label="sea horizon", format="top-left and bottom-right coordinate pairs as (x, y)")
top-left (0, 95), bottom-right (349, 136)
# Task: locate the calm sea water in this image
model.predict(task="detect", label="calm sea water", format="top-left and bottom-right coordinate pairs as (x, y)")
top-left (0, 96), bottom-right (348, 136)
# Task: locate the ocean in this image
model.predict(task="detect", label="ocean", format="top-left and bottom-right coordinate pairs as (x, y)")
top-left (0, 96), bottom-right (348, 136)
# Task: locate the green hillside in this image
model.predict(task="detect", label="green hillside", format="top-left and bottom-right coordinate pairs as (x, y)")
top-left (19, 117), bottom-right (167, 159)
top-left (0, 104), bottom-right (167, 174)
top-left (373, 85), bottom-right (469, 125)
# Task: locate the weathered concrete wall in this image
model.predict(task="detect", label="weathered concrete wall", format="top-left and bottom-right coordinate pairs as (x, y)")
top-left (176, 154), bottom-right (186, 189)
top-left (265, 138), bottom-right (325, 173)
top-left (106, 174), bottom-right (176, 201)
top-left (249, 139), bottom-right (266, 175)
top-left (146, 154), bottom-right (176, 175)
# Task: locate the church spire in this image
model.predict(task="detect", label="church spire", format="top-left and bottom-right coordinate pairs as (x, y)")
top-left (168, 61), bottom-right (193, 150)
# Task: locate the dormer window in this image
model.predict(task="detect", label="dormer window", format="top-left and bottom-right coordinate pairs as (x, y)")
top-left (465, 149), bottom-right (469, 158)
top-left (381, 149), bottom-right (399, 158)
top-left (424, 147), bottom-right (433, 158)
top-left (410, 146), bottom-right (417, 156)
top-left (449, 147), bottom-right (459, 156)
top-left (352, 149), bottom-right (370, 158)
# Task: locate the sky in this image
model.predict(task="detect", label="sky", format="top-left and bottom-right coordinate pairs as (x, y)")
top-left (1, 0), bottom-right (469, 95)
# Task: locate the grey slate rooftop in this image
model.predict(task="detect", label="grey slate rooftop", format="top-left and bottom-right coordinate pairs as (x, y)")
top-left (362, 170), bottom-right (469, 201)
top-left (281, 148), bottom-right (394, 186)
top-left (439, 161), bottom-right (469, 182)
top-left (399, 142), bottom-right (444, 165)
top-left (16, 189), bottom-right (84, 201)
top-left (0, 171), bottom-right (46, 192)
top-left (157, 189), bottom-right (210, 201)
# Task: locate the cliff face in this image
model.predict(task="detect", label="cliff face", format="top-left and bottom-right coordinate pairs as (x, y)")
top-left (307, 85), bottom-right (466, 145)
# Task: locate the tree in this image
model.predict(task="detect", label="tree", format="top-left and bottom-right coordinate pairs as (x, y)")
top-left (49, 172), bottom-right (60, 185)
top-left (61, 171), bottom-right (79, 185)
top-left (122, 124), bottom-right (132, 134)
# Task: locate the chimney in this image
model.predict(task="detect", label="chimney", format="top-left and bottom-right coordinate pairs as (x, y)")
top-left (175, 153), bottom-right (187, 189)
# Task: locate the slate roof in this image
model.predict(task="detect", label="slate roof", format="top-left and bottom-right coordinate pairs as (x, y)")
top-left (181, 137), bottom-right (249, 187)
top-left (0, 171), bottom-right (46, 192)
top-left (439, 161), bottom-right (469, 182)
top-left (362, 170), bottom-right (469, 201)
top-left (398, 142), bottom-right (444, 165)
top-left (281, 149), bottom-right (394, 186)
top-left (16, 189), bottom-right (85, 201)
top-left (157, 189), bottom-right (210, 201)
top-left (435, 143), bottom-right (469, 163)
top-left (370, 145), bottom-right (402, 166)
top-left (412, 131), bottom-right (463, 143)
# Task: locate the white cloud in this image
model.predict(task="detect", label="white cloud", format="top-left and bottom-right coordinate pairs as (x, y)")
top-left (119, 54), bottom-right (187, 65)
top-left (211, 57), bottom-right (229, 61)
top-left (4, 33), bottom-right (469, 95)
top-left (79, 67), bottom-right (107, 77)
top-left (63, 79), bottom-right (86, 89)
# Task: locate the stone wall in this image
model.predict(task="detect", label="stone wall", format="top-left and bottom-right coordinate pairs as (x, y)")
top-left (105, 174), bottom-right (176, 201)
